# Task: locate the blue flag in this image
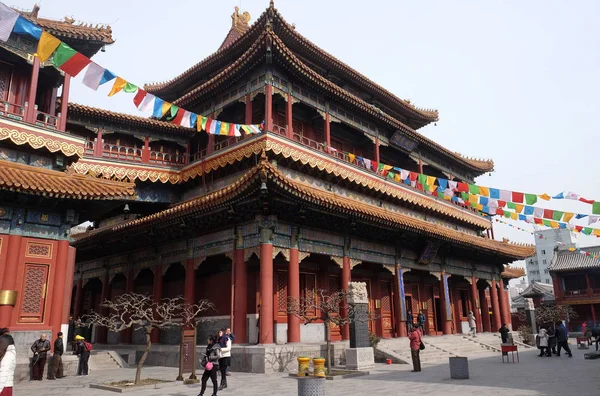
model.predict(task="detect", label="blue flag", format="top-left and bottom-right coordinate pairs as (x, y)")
top-left (13, 16), bottom-right (42, 39)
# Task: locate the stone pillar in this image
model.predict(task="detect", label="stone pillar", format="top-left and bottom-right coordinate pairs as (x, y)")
top-left (288, 228), bottom-right (300, 343)
top-left (0, 235), bottom-right (21, 327)
top-left (439, 272), bottom-right (452, 334)
top-left (286, 93), bottom-right (294, 139)
top-left (346, 282), bottom-right (374, 370)
top-left (233, 234), bottom-right (248, 344)
top-left (525, 298), bottom-right (537, 334)
top-left (340, 256), bottom-right (351, 341)
top-left (393, 267), bottom-right (408, 337)
top-left (324, 113), bottom-right (331, 148)
top-left (490, 279), bottom-right (502, 331)
top-left (470, 276), bottom-right (482, 333)
top-left (259, 226), bottom-right (274, 344)
top-left (27, 55), bottom-right (40, 122)
top-left (479, 287), bottom-right (491, 332)
top-left (265, 84), bottom-right (273, 131)
top-left (245, 94), bottom-right (253, 125)
top-left (151, 265), bottom-right (163, 343)
top-left (59, 74), bottom-right (70, 131)
top-left (97, 271), bottom-right (110, 344)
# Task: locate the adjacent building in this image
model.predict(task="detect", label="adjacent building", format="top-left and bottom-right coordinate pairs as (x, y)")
top-left (526, 229), bottom-right (573, 285)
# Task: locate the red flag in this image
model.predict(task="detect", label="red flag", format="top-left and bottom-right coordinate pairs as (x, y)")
top-left (575, 225), bottom-right (583, 232)
top-left (371, 161), bottom-right (378, 172)
top-left (512, 192), bottom-right (524, 203)
top-left (172, 108), bottom-right (185, 125)
top-left (409, 172), bottom-right (418, 182)
top-left (534, 218), bottom-right (543, 225)
top-left (457, 182), bottom-right (469, 192)
top-left (496, 208), bottom-right (504, 215)
top-left (59, 53), bottom-right (91, 77)
top-left (579, 197), bottom-right (595, 204)
top-left (543, 209), bottom-right (553, 219)
top-left (416, 183), bottom-right (423, 191)
top-left (498, 200), bottom-right (506, 208)
top-left (133, 89), bottom-right (147, 108)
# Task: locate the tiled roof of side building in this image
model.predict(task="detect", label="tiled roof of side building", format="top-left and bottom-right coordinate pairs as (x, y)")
top-left (15, 5), bottom-right (114, 44)
top-left (549, 247), bottom-right (600, 272)
top-left (67, 103), bottom-right (194, 135)
top-left (0, 160), bottom-right (135, 199)
top-left (73, 159), bottom-right (534, 260)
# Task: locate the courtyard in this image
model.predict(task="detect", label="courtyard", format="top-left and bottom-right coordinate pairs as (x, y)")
top-left (16, 346), bottom-right (598, 396)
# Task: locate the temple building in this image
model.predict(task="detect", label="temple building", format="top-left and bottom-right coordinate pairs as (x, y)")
top-left (0, 5), bottom-right (134, 352)
top-left (1, 2), bottom-right (532, 356)
top-left (550, 245), bottom-right (600, 332)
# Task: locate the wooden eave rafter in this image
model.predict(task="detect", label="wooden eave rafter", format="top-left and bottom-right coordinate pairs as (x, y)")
top-left (73, 159), bottom-right (534, 261)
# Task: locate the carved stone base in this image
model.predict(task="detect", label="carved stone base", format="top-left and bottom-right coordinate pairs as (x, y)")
top-left (345, 347), bottom-right (374, 370)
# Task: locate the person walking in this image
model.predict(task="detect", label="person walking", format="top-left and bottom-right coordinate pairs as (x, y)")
top-left (555, 321), bottom-right (572, 357)
top-left (417, 311), bottom-right (426, 331)
top-left (75, 335), bottom-right (91, 375)
top-left (31, 334), bottom-right (50, 381)
top-left (217, 329), bottom-right (231, 390)
top-left (546, 323), bottom-right (557, 355)
top-left (406, 310), bottom-right (414, 333)
top-left (48, 332), bottom-right (65, 380)
top-left (537, 327), bottom-right (549, 357)
top-left (0, 335), bottom-right (16, 396)
top-left (499, 323), bottom-right (509, 356)
top-left (198, 335), bottom-right (221, 396)
top-left (408, 325), bottom-right (422, 372)
top-left (224, 327), bottom-right (234, 376)
top-left (467, 311), bottom-right (476, 337)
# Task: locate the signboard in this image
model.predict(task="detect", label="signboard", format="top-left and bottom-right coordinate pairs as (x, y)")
top-left (177, 328), bottom-right (198, 381)
top-left (390, 130), bottom-right (418, 153)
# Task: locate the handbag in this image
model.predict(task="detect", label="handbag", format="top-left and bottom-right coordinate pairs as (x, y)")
top-left (205, 362), bottom-right (213, 370)
top-left (419, 341), bottom-right (425, 350)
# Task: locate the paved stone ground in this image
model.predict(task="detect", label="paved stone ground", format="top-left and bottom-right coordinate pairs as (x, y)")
top-left (14, 346), bottom-right (598, 395)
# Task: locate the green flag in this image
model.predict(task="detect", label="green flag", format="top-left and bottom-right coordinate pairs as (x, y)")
top-left (52, 42), bottom-right (77, 68)
top-left (525, 193), bottom-right (538, 205)
top-left (552, 211), bottom-right (564, 221)
top-left (461, 192), bottom-right (469, 202)
top-left (507, 202), bottom-right (516, 210)
top-left (583, 227), bottom-right (593, 235)
top-left (468, 184), bottom-right (480, 195)
top-left (593, 202), bottom-right (600, 214)
top-left (123, 82), bottom-right (138, 93)
top-left (543, 219), bottom-right (551, 227)
top-left (417, 174), bottom-right (427, 186)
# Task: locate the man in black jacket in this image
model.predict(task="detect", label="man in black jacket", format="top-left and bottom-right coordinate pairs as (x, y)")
top-left (31, 333), bottom-right (51, 380)
top-left (555, 321), bottom-right (572, 357)
top-left (48, 332), bottom-right (65, 379)
top-left (417, 311), bottom-right (426, 331)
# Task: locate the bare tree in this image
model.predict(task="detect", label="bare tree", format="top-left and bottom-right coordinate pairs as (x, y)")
top-left (83, 293), bottom-right (215, 385)
top-left (534, 304), bottom-right (578, 326)
top-left (288, 289), bottom-right (357, 375)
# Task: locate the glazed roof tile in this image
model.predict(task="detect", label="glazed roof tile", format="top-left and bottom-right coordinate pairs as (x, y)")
top-left (519, 281), bottom-right (554, 297)
top-left (73, 160), bottom-right (533, 260)
top-left (0, 160), bottom-right (135, 199)
top-left (501, 266), bottom-right (526, 279)
top-left (549, 247), bottom-right (600, 272)
top-left (67, 103), bottom-right (193, 135)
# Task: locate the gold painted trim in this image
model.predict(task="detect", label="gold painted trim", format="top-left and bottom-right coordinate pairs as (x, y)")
top-left (0, 290), bottom-right (17, 306)
top-left (0, 127), bottom-right (84, 157)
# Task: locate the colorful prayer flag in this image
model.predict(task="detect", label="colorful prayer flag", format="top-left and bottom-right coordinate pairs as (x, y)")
top-left (563, 212), bottom-right (575, 223)
top-left (593, 202), bottom-right (600, 215)
top-left (525, 193), bottom-right (537, 205)
top-left (0, 3), bottom-right (19, 42)
top-left (133, 89), bottom-right (147, 108)
top-left (552, 211), bottom-right (564, 221)
top-left (468, 184), bottom-right (480, 195)
top-left (172, 108), bottom-right (185, 125)
top-left (490, 188), bottom-right (500, 199)
top-left (539, 193), bottom-right (551, 201)
top-left (123, 82), bottom-right (137, 93)
top-left (13, 15), bottom-right (41, 39)
top-left (138, 93), bottom-right (156, 112)
top-left (82, 62), bottom-right (106, 90)
top-left (99, 69), bottom-right (116, 86)
top-left (36, 31), bottom-right (61, 62)
top-left (59, 52), bottom-right (91, 77)
top-left (52, 42), bottom-right (77, 68)
top-left (479, 186), bottom-right (490, 197)
top-left (108, 77), bottom-right (127, 97)
top-left (512, 192), bottom-right (524, 203)
top-left (152, 98), bottom-right (165, 118)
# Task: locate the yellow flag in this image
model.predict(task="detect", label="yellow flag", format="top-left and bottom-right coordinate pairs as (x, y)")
top-left (539, 193), bottom-right (551, 201)
top-left (563, 212), bottom-right (575, 223)
top-left (594, 229), bottom-right (600, 237)
top-left (549, 221), bottom-right (559, 229)
top-left (37, 32), bottom-right (61, 62)
top-left (426, 176), bottom-right (436, 187)
top-left (161, 101), bottom-right (171, 116)
top-left (479, 186), bottom-right (490, 197)
top-left (219, 122), bottom-right (229, 135)
top-left (469, 194), bottom-right (478, 204)
top-left (394, 173), bottom-right (401, 182)
top-left (515, 204), bottom-right (524, 214)
top-left (108, 77), bottom-right (127, 97)
top-left (510, 212), bottom-right (518, 220)
top-left (476, 204), bottom-right (483, 211)
top-left (383, 165), bottom-right (393, 171)
top-left (348, 153), bottom-right (356, 163)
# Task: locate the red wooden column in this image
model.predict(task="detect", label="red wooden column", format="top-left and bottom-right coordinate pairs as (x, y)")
top-left (73, 278), bottom-right (84, 321)
top-left (393, 267), bottom-right (408, 337)
top-left (340, 256), bottom-right (351, 340)
top-left (245, 94), bottom-right (253, 125)
top-left (259, 228), bottom-right (274, 344)
top-left (265, 84), bottom-right (273, 131)
top-left (233, 235), bottom-right (248, 343)
top-left (58, 74), bottom-right (70, 131)
top-left (490, 279), bottom-right (502, 331)
top-left (503, 289), bottom-right (512, 329)
top-left (374, 137), bottom-right (380, 163)
top-left (418, 158), bottom-right (423, 174)
top-left (497, 279), bottom-right (509, 328)
top-left (479, 287), bottom-right (491, 332)
top-left (373, 275), bottom-right (383, 336)
top-left (94, 128), bottom-right (104, 157)
top-left (122, 270), bottom-right (135, 344)
top-left (151, 265), bottom-right (163, 343)
top-left (439, 272), bottom-right (452, 334)
top-left (0, 235), bottom-right (22, 328)
top-left (552, 275), bottom-right (563, 300)
top-left (470, 276), bottom-right (482, 333)
top-left (324, 113), bottom-right (331, 148)
top-left (287, 229), bottom-right (300, 343)
top-left (96, 271), bottom-right (110, 344)
top-left (142, 136), bottom-right (150, 162)
top-left (286, 94), bottom-right (293, 139)
top-left (26, 55), bottom-right (40, 123)
top-left (185, 259), bottom-right (195, 303)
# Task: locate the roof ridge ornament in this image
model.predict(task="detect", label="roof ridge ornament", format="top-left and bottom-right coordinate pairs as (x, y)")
top-left (231, 6), bottom-right (251, 33)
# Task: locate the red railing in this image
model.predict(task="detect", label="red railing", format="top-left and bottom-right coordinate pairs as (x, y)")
top-left (149, 151), bottom-right (186, 166)
top-left (102, 144), bottom-right (143, 162)
top-left (85, 139), bottom-right (95, 155)
top-left (272, 124), bottom-right (288, 136)
top-left (592, 288), bottom-right (600, 296)
top-left (35, 109), bottom-right (59, 129)
top-left (0, 101), bottom-right (26, 121)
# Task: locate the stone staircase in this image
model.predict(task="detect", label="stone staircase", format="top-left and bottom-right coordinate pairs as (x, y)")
top-left (89, 350), bottom-right (128, 371)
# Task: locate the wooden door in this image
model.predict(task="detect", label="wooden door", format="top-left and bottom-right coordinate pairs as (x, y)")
top-left (328, 276), bottom-right (341, 341)
top-left (380, 280), bottom-right (393, 338)
top-left (18, 263), bottom-right (49, 323)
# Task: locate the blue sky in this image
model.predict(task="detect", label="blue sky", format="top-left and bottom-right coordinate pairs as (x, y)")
top-left (14, 0), bottom-right (600, 265)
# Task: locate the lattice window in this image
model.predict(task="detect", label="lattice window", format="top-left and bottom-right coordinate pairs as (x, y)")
top-left (412, 285), bottom-right (420, 313)
top-left (328, 276), bottom-right (340, 295)
top-left (301, 273), bottom-right (317, 317)
top-left (277, 271), bottom-right (288, 314)
top-left (381, 281), bottom-right (391, 313)
top-left (26, 242), bottom-right (52, 258)
top-left (19, 264), bottom-right (48, 323)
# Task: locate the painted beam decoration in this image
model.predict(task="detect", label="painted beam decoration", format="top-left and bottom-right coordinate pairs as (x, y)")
top-left (0, 2), bottom-right (263, 136)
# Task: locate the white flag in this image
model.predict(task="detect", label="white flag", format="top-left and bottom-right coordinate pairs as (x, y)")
top-left (534, 207), bottom-right (544, 218)
top-left (81, 63), bottom-right (105, 91)
top-left (180, 111), bottom-right (191, 127)
top-left (138, 94), bottom-right (156, 113)
top-left (0, 3), bottom-right (18, 42)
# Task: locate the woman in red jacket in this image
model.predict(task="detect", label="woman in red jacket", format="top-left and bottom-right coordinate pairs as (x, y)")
top-left (408, 325), bottom-right (422, 372)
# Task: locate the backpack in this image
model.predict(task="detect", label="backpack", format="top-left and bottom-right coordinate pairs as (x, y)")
top-left (83, 341), bottom-right (93, 352)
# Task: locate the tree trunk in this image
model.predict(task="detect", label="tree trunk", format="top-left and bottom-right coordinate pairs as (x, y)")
top-left (135, 328), bottom-right (152, 385)
top-left (324, 320), bottom-right (331, 375)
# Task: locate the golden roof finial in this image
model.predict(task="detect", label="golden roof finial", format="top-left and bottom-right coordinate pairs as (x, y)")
top-left (231, 6), bottom-right (251, 32)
